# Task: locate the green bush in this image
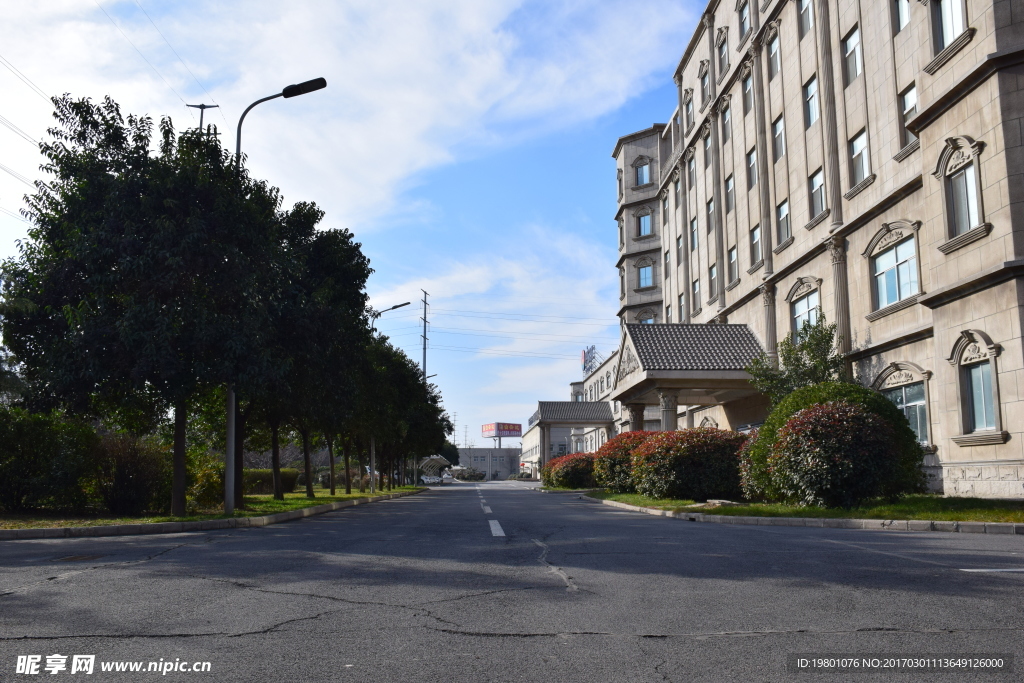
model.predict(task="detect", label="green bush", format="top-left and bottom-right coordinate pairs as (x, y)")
top-left (541, 453), bottom-right (596, 489)
top-left (458, 468), bottom-right (485, 481)
top-left (187, 451), bottom-right (224, 510)
top-left (0, 407), bottom-right (99, 512)
top-left (631, 428), bottom-right (747, 501)
top-left (741, 382), bottom-right (926, 502)
top-left (769, 401), bottom-right (899, 508)
top-left (242, 468), bottom-right (299, 495)
top-left (93, 434), bottom-right (173, 516)
top-left (593, 432), bottom-right (654, 492)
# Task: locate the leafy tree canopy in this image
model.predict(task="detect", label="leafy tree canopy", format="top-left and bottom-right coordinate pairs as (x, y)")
top-left (745, 313), bottom-right (845, 406)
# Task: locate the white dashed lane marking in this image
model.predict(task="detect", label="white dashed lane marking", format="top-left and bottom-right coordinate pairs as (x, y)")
top-left (489, 520), bottom-right (505, 537)
top-left (960, 568), bottom-right (1024, 573)
top-left (482, 506), bottom-right (492, 514)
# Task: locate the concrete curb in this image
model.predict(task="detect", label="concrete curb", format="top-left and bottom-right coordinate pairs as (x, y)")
top-left (532, 487), bottom-right (602, 494)
top-left (583, 495), bottom-right (1024, 535)
top-left (0, 489), bottom-right (425, 542)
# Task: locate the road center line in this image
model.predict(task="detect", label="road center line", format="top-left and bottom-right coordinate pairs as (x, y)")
top-left (959, 568), bottom-right (1024, 573)
top-left (483, 506), bottom-right (492, 514)
top-left (489, 520), bottom-right (505, 537)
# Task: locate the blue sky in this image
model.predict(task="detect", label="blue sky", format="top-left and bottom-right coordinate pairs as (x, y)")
top-left (0, 0), bottom-right (697, 447)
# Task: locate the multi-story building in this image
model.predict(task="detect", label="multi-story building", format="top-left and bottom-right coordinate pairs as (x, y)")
top-left (610, 0), bottom-right (1024, 498)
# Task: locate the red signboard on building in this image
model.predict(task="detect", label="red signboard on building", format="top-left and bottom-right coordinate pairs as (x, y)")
top-left (482, 422), bottom-right (522, 438)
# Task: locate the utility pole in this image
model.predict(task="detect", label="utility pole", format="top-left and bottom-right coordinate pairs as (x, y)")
top-left (420, 289), bottom-right (429, 382)
top-left (186, 103), bottom-right (219, 132)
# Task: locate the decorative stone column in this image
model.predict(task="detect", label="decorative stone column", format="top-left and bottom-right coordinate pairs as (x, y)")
top-left (540, 423), bottom-right (551, 467)
top-left (704, 11), bottom-right (726, 312)
top-left (748, 39), bottom-right (774, 275)
top-left (659, 390), bottom-right (679, 431)
top-left (826, 234), bottom-right (852, 359)
top-left (627, 403), bottom-right (646, 432)
top-left (685, 407), bottom-right (695, 428)
top-left (814, 0), bottom-right (844, 234)
top-left (679, 150), bottom-right (694, 320)
top-left (760, 283), bottom-right (778, 365)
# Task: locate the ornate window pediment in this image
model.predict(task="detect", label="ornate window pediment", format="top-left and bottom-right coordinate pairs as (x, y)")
top-left (698, 60), bottom-right (709, 78)
top-left (948, 329), bottom-right (999, 366)
top-left (635, 308), bottom-right (656, 323)
top-left (634, 256), bottom-right (654, 269)
top-left (699, 415), bottom-right (719, 428)
top-left (871, 361), bottom-right (931, 390)
top-left (784, 276), bottom-right (822, 303)
top-left (862, 219), bottom-right (921, 258)
top-left (716, 26), bottom-right (729, 47)
top-left (764, 19), bottom-right (780, 40)
top-left (631, 154), bottom-right (653, 169)
top-left (634, 205), bottom-right (652, 217)
top-left (947, 329), bottom-right (1007, 445)
top-left (682, 88), bottom-right (693, 103)
top-left (932, 136), bottom-right (983, 179)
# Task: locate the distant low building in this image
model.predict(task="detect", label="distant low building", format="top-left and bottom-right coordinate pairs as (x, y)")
top-left (457, 447), bottom-right (521, 480)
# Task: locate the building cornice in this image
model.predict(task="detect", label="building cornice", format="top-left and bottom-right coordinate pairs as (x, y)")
top-left (611, 124), bottom-right (668, 159)
top-left (918, 260), bottom-right (1024, 310)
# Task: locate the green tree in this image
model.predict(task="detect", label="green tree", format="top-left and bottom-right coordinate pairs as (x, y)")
top-left (745, 313), bottom-right (845, 406)
top-left (439, 440), bottom-right (460, 466)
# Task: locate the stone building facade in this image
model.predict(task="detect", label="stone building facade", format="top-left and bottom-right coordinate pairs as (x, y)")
top-left (611, 0), bottom-right (1024, 498)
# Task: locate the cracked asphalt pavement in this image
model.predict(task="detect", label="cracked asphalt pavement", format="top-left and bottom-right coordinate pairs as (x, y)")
top-left (2, 481), bottom-right (1024, 682)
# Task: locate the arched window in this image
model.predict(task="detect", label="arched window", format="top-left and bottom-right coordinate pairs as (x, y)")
top-left (933, 136), bottom-right (989, 253)
top-left (871, 361), bottom-right (933, 447)
top-left (785, 277), bottom-right (822, 333)
top-left (948, 330), bottom-right (1008, 445)
top-left (631, 155), bottom-right (653, 187)
top-left (862, 220), bottom-right (922, 319)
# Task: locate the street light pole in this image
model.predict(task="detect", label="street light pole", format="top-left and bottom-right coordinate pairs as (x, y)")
top-left (224, 77), bottom-right (327, 515)
top-left (369, 301), bottom-right (410, 332)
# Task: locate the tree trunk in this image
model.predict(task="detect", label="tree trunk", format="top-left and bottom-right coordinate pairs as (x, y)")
top-left (301, 428), bottom-right (315, 498)
top-left (327, 434), bottom-right (336, 496)
top-left (234, 404), bottom-right (245, 509)
top-left (271, 421), bottom-right (283, 500)
top-left (171, 399), bottom-right (187, 517)
top-left (385, 449), bottom-right (392, 491)
top-left (343, 439), bottom-right (352, 494)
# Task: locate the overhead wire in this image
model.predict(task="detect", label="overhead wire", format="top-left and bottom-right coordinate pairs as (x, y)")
top-left (0, 207), bottom-right (28, 223)
top-left (0, 52), bottom-right (49, 101)
top-left (131, 0), bottom-right (226, 125)
top-left (0, 113), bottom-right (37, 146)
top-left (93, 0), bottom-right (195, 121)
top-left (0, 163), bottom-right (33, 186)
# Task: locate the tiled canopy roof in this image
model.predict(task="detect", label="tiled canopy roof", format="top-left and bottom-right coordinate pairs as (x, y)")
top-left (530, 401), bottom-right (614, 426)
top-left (625, 323), bottom-right (764, 371)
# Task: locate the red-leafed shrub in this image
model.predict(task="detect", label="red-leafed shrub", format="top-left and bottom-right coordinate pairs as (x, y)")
top-left (768, 401), bottom-right (899, 508)
top-left (541, 453), bottom-right (597, 489)
top-left (593, 431), bottom-right (656, 492)
top-left (631, 428), bottom-right (748, 501)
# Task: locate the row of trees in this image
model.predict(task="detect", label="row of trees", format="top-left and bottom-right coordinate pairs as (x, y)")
top-left (0, 95), bottom-right (451, 515)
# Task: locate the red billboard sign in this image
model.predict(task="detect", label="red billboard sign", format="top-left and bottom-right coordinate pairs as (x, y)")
top-left (482, 422), bottom-right (522, 438)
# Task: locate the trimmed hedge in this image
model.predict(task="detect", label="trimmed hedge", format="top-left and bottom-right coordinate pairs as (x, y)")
top-left (631, 428), bottom-right (747, 501)
top-left (593, 432), bottom-right (654, 492)
top-left (541, 453), bottom-right (596, 489)
top-left (769, 401), bottom-right (898, 507)
top-left (243, 468), bottom-right (299, 495)
top-left (741, 382), bottom-right (926, 502)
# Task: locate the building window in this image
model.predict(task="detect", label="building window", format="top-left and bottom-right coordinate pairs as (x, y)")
top-left (792, 288), bottom-right (820, 332)
top-left (742, 75), bottom-right (753, 113)
top-left (843, 27), bottom-right (862, 85)
top-left (721, 105), bottom-right (731, 143)
top-left (637, 213), bottom-right (652, 236)
top-left (882, 381), bottom-right (928, 443)
top-left (688, 156), bottom-right (696, 189)
top-left (707, 198), bottom-right (715, 232)
top-left (692, 278), bottom-right (700, 305)
top-left (665, 305), bottom-right (672, 323)
top-left (718, 37), bottom-right (729, 73)
top-left (638, 264), bottom-right (653, 288)
top-left (620, 269), bottom-right (625, 296)
top-left (804, 76), bottom-right (819, 127)
top-left (690, 217), bottom-right (698, 251)
top-left (728, 247), bottom-right (738, 283)
top-left (618, 221), bottom-right (624, 246)
top-left (777, 199), bottom-right (791, 242)
top-left (676, 235), bottom-right (683, 261)
top-left (873, 235), bottom-right (918, 309)
top-left (685, 98), bottom-right (694, 128)
top-left (895, 0), bottom-right (910, 32)
top-left (746, 149), bottom-right (758, 189)
top-left (709, 264), bottom-right (718, 298)
top-left (936, 0), bottom-right (965, 52)
top-left (739, 2), bottom-right (751, 37)
top-left (772, 115), bottom-right (786, 161)
top-left (701, 73), bottom-right (710, 104)
top-left (949, 162), bottom-right (979, 235)
top-left (809, 169), bottom-right (825, 218)
top-left (704, 134), bottom-right (712, 168)
top-left (798, 0), bottom-right (814, 37)
top-left (750, 224), bottom-right (762, 264)
top-left (900, 85), bottom-right (918, 147)
top-left (678, 293), bottom-right (685, 317)
top-left (768, 36), bottom-right (781, 79)
top-left (849, 130), bottom-right (870, 186)
top-left (664, 249), bottom-right (671, 278)
top-left (636, 163), bottom-right (650, 185)
top-left (725, 175), bottom-right (735, 212)
top-left (949, 330), bottom-right (1006, 443)
top-left (967, 361), bottom-right (995, 431)
top-left (639, 311), bottom-right (655, 324)
top-left (662, 196), bottom-right (669, 223)
top-left (674, 178), bottom-right (681, 205)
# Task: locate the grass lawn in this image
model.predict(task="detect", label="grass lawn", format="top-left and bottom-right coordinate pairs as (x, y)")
top-left (588, 492), bottom-right (1024, 523)
top-left (0, 486), bottom-right (424, 530)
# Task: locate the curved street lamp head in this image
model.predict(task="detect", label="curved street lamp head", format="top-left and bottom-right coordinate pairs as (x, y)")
top-left (282, 77), bottom-right (327, 98)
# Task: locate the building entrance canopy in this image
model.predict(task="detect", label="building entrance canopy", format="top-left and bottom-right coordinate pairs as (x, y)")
top-left (611, 324), bottom-right (764, 430)
top-left (526, 401), bottom-right (615, 467)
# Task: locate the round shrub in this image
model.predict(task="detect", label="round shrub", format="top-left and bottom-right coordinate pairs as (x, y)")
top-left (741, 382), bottom-right (926, 502)
top-left (541, 453), bottom-right (596, 489)
top-left (630, 428), bottom-right (747, 501)
top-left (593, 431), bottom-right (655, 492)
top-left (769, 401), bottom-right (899, 508)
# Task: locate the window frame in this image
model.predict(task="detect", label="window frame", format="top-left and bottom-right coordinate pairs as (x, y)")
top-left (862, 219), bottom-right (923, 318)
top-left (746, 148), bottom-right (758, 189)
top-left (664, 249), bottom-right (671, 278)
top-left (798, 0), bottom-right (814, 38)
top-left (750, 224), bottom-right (762, 265)
top-left (637, 211), bottom-right (653, 237)
top-left (637, 262), bottom-right (654, 289)
top-left (690, 217), bottom-right (698, 251)
top-left (932, 136), bottom-right (987, 250)
top-left (849, 130), bottom-right (870, 187)
top-left (721, 104), bottom-right (731, 143)
top-left (804, 76), bottom-right (819, 128)
top-left (786, 279), bottom-right (822, 333)
top-left (739, 1), bottom-right (751, 38)
top-left (768, 36), bottom-right (781, 80)
top-left (742, 74), bottom-right (753, 113)
top-left (872, 361), bottom-right (934, 449)
top-left (900, 84), bottom-right (918, 148)
top-left (707, 198), bottom-right (715, 233)
top-left (777, 199), bottom-right (791, 244)
top-left (725, 175), bottom-right (735, 213)
top-left (843, 26), bottom-right (863, 86)
top-left (894, 0), bottom-right (910, 33)
top-left (948, 329), bottom-right (1007, 444)
top-left (772, 115), bottom-right (786, 161)
top-left (708, 264), bottom-right (718, 301)
top-left (727, 246), bottom-right (738, 283)
top-left (809, 169), bottom-right (826, 218)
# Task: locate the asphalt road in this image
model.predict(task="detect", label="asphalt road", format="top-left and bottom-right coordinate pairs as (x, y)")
top-left (2, 481), bottom-right (1024, 682)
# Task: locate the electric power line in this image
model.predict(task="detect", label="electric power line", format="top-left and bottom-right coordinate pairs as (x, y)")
top-left (0, 113), bottom-right (37, 145)
top-left (0, 207), bottom-right (28, 223)
top-left (93, 0), bottom-right (195, 121)
top-left (0, 162), bottom-right (33, 186)
top-left (378, 310), bottom-right (616, 327)
top-left (416, 345), bottom-right (579, 361)
top-left (431, 307), bottom-right (613, 322)
top-left (132, 0), bottom-right (225, 125)
top-left (0, 52), bottom-right (49, 101)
